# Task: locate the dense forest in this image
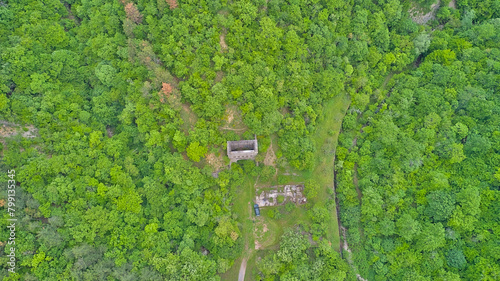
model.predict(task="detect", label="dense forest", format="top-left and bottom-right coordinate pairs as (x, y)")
top-left (336, 9), bottom-right (500, 281)
top-left (0, 0), bottom-right (499, 280)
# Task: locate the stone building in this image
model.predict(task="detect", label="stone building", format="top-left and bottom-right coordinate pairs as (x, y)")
top-left (226, 137), bottom-right (258, 166)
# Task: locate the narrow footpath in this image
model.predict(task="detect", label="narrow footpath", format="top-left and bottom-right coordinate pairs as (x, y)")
top-left (238, 258), bottom-right (248, 281)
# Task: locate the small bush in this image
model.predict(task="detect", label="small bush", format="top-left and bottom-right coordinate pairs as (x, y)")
top-left (274, 210), bottom-right (283, 219)
top-left (267, 209), bottom-right (275, 219)
top-left (285, 202), bottom-right (295, 212)
top-left (304, 179), bottom-right (320, 199)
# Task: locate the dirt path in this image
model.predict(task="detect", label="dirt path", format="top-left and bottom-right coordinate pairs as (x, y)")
top-left (237, 177), bottom-right (261, 281)
top-left (219, 29), bottom-right (228, 52)
top-left (263, 139), bottom-right (276, 167)
top-left (238, 258), bottom-right (248, 281)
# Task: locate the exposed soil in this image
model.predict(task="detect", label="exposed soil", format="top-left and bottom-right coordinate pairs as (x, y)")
top-left (215, 70), bottom-right (224, 83)
top-left (449, 0), bottom-right (456, 9)
top-left (254, 240), bottom-right (262, 250)
top-left (220, 106), bottom-right (248, 134)
top-left (226, 107), bottom-right (236, 124)
top-left (409, 0), bottom-right (440, 25)
top-left (106, 126), bottom-right (114, 138)
top-left (253, 218), bottom-right (274, 251)
top-left (0, 121), bottom-right (37, 138)
top-left (201, 247), bottom-right (209, 256)
top-left (1, 121), bottom-right (38, 156)
top-left (280, 106), bottom-right (291, 115)
top-left (263, 140), bottom-right (277, 167)
top-left (182, 103), bottom-right (193, 113)
top-left (206, 152), bottom-right (226, 171)
top-left (219, 30), bottom-right (228, 52)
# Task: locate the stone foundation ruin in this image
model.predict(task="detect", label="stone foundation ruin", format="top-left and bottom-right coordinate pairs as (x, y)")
top-left (255, 185), bottom-right (306, 207)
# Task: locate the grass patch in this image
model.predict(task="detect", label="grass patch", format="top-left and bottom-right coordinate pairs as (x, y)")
top-left (245, 250), bottom-right (271, 281)
top-left (310, 94), bottom-right (351, 250)
top-left (259, 203), bottom-right (310, 248)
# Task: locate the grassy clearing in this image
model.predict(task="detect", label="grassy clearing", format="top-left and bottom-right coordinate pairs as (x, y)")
top-left (258, 203), bottom-right (310, 245)
top-left (272, 93), bottom-right (351, 250)
top-left (309, 94), bottom-right (351, 250)
top-left (221, 93), bottom-right (350, 280)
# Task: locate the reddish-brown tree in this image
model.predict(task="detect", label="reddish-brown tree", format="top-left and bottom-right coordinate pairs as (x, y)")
top-left (125, 3), bottom-right (142, 24)
top-left (161, 83), bottom-right (173, 96)
top-left (166, 0), bottom-right (178, 10)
